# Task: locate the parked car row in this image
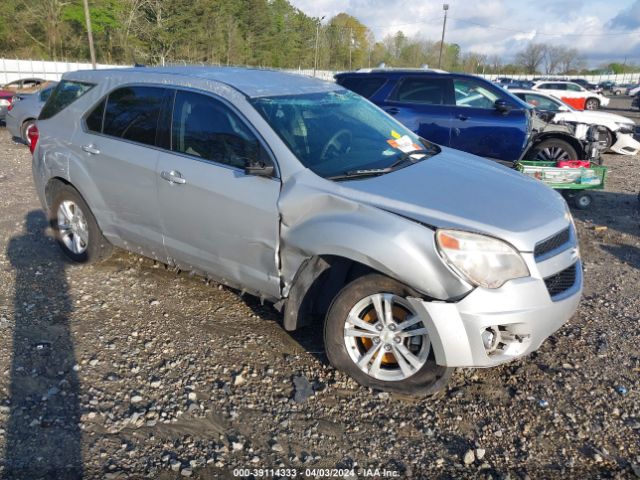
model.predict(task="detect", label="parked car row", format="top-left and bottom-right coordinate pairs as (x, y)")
top-left (0, 77), bottom-right (52, 123)
top-left (335, 68), bottom-right (606, 163)
top-left (26, 67), bottom-right (584, 395)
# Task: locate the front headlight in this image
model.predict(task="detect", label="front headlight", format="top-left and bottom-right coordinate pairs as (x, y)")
top-left (436, 229), bottom-right (530, 289)
top-left (615, 122), bottom-right (635, 134)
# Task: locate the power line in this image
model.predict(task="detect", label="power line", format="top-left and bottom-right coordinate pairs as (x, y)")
top-left (445, 15), bottom-right (640, 37)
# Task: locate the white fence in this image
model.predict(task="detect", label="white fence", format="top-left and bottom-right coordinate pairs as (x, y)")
top-left (0, 58), bottom-right (129, 84)
top-left (1, 57), bottom-right (638, 86)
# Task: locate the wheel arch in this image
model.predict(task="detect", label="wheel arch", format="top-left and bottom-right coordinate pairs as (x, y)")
top-left (281, 255), bottom-right (375, 331)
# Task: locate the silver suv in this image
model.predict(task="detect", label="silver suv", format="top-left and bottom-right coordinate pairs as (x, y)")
top-left (32, 67), bottom-right (582, 395)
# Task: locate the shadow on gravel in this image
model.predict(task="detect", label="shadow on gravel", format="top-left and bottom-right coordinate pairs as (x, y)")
top-left (600, 244), bottom-right (640, 270)
top-left (4, 210), bottom-right (82, 479)
top-left (571, 191), bottom-right (640, 238)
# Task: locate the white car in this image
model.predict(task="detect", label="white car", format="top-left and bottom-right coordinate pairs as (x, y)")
top-left (512, 89), bottom-right (639, 156)
top-left (532, 81), bottom-right (610, 110)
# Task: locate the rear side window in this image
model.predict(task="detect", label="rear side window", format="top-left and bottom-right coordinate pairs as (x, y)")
top-left (338, 77), bottom-right (387, 98)
top-left (103, 86), bottom-right (165, 146)
top-left (39, 87), bottom-right (54, 102)
top-left (39, 80), bottom-right (94, 120)
top-left (171, 90), bottom-right (258, 169)
top-left (389, 78), bottom-right (450, 105)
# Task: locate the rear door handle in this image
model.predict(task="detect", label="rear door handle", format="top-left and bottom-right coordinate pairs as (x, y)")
top-left (81, 144), bottom-right (100, 155)
top-left (160, 170), bottom-right (186, 185)
top-left (457, 114), bottom-right (469, 121)
top-left (385, 107), bottom-right (399, 115)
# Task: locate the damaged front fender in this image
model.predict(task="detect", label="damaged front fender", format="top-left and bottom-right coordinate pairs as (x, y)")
top-left (277, 173), bottom-right (472, 330)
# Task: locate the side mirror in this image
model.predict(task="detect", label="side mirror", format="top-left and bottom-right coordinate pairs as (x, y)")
top-left (244, 143), bottom-right (275, 177)
top-left (494, 99), bottom-right (512, 114)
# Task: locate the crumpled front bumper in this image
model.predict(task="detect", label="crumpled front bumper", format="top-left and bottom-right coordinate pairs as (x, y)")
top-left (407, 247), bottom-right (582, 368)
top-left (610, 132), bottom-right (640, 156)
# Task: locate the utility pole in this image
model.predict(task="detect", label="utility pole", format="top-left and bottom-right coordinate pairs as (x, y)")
top-left (313, 16), bottom-right (326, 77)
top-left (437, 4), bottom-right (449, 69)
top-left (82, 0), bottom-right (96, 69)
top-left (349, 28), bottom-right (353, 70)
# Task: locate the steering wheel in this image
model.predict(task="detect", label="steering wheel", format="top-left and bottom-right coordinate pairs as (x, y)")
top-left (319, 129), bottom-right (352, 164)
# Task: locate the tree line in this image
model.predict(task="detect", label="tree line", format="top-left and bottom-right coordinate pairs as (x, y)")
top-left (0, 0), bottom-right (635, 75)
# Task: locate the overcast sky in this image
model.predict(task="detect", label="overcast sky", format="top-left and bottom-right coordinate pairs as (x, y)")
top-left (290, 0), bottom-right (640, 66)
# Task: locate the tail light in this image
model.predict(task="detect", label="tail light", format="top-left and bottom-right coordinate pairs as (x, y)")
top-left (28, 124), bottom-right (39, 154)
top-left (7, 103), bottom-right (13, 112)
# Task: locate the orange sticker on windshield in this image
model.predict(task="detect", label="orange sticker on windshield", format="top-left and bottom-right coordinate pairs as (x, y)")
top-left (387, 134), bottom-right (421, 153)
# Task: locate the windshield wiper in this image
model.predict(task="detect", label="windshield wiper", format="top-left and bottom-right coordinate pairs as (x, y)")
top-left (326, 148), bottom-right (437, 181)
top-left (326, 168), bottom-right (393, 181)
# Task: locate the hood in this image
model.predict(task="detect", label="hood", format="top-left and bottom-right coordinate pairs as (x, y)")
top-left (336, 147), bottom-right (570, 252)
top-left (555, 110), bottom-right (635, 130)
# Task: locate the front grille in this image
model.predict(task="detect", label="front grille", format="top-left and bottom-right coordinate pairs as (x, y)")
top-left (535, 227), bottom-right (571, 259)
top-left (544, 263), bottom-right (577, 298)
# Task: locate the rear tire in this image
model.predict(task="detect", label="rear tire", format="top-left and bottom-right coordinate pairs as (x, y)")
top-left (527, 138), bottom-right (578, 162)
top-left (49, 184), bottom-right (112, 263)
top-left (324, 273), bottom-right (453, 397)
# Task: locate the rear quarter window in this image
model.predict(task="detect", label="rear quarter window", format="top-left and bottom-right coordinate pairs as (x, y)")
top-left (389, 77), bottom-right (450, 105)
top-left (39, 80), bottom-right (94, 120)
top-left (338, 77), bottom-right (387, 98)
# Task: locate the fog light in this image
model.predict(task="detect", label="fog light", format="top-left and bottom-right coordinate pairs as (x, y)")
top-left (482, 327), bottom-right (500, 353)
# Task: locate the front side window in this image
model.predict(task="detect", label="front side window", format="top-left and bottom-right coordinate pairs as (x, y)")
top-left (389, 77), bottom-right (449, 105)
top-left (171, 90), bottom-right (258, 169)
top-left (453, 78), bottom-right (501, 109)
top-left (39, 80), bottom-right (94, 120)
top-left (520, 93), bottom-right (566, 111)
top-left (103, 86), bottom-right (165, 146)
top-left (251, 90), bottom-right (440, 179)
top-left (566, 83), bottom-right (582, 92)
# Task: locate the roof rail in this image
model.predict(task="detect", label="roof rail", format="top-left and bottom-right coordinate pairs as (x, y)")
top-left (354, 66), bottom-right (449, 74)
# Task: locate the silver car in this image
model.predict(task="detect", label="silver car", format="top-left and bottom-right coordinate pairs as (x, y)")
top-left (32, 67), bottom-right (582, 395)
top-left (6, 82), bottom-right (57, 145)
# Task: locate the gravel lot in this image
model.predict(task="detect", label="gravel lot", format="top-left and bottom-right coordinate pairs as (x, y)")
top-left (0, 97), bottom-right (638, 480)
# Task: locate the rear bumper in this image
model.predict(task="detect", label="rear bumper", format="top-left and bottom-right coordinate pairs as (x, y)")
top-left (408, 247), bottom-right (582, 368)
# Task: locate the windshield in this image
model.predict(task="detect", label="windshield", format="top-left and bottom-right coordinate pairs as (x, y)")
top-left (251, 90), bottom-right (440, 179)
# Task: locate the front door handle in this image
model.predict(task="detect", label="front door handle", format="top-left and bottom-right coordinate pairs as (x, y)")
top-left (82, 144), bottom-right (100, 155)
top-left (385, 107), bottom-right (400, 115)
top-left (160, 170), bottom-right (186, 185)
top-left (457, 114), bottom-right (469, 121)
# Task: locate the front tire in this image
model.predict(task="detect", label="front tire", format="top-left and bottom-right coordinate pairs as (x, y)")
top-left (527, 138), bottom-right (578, 162)
top-left (50, 184), bottom-right (112, 263)
top-left (324, 274), bottom-right (452, 397)
top-left (585, 98), bottom-right (600, 110)
top-left (21, 120), bottom-right (36, 145)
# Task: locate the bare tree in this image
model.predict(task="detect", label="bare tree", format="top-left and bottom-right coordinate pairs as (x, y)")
top-left (558, 47), bottom-right (584, 74)
top-left (544, 45), bottom-right (565, 74)
top-left (515, 42), bottom-right (547, 74)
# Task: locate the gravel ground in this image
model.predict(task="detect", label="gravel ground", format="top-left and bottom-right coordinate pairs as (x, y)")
top-left (0, 97), bottom-right (638, 480)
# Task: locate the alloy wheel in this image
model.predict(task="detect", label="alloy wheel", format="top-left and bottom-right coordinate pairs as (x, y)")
top-left (534, 146), bottom-right (571, 162)
top-left (57, 200), bottom-right (89, 254)
top-left (343, 293), bottom-right (430, 381)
